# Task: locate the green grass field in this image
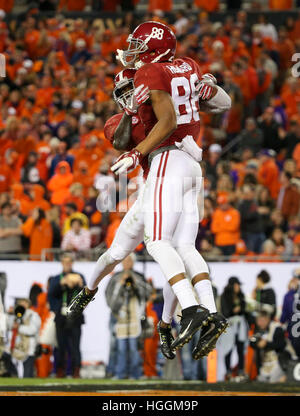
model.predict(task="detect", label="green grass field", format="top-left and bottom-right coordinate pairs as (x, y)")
top-left (0, 378), bottom-right (141, 386)
top-left (0, 377), bottom-right (300, 394)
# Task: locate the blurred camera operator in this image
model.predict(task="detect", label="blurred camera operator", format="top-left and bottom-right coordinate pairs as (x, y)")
top-left (48, 253), bottom-right (86, 378)
top-left (280, 269), bottom-right (300, 359)
top-left (0, 287), bottom-right (6, 373)
top-left (250, 270), bottom-right (277, 320)
top-left (250, 311), bottom-right (287, 383)
top-left (105, 254), bottom-right (152, 379)
top-left (220, 276), bottom-right (249, 381)
top-left (4, 298), bottom-right (41, 377)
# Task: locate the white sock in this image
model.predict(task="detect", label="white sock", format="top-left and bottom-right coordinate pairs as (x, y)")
top-left (194, 279), bottom-right (217, 313)
top-left (162, 283), bottom-right (178, 324)
top-left (171, 279), bottom-right (198, 310)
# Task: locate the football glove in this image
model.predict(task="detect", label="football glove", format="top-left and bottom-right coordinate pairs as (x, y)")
top-left (124, 84), bottom-right (150, 116)
top-left (111, 149), bottom-right (143, 175)
top-left (195, 81), bottom-right (214, 101)
top-left (201, 73), bottom-right (217, 85)
top-left (195, 73), bottom-right (217, 101)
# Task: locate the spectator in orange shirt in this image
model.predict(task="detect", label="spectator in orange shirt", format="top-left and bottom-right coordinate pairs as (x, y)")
top-left (257, 149), bottom-right (280, 199)
top-left (148, 0), bottom-right (172, 11)
top-left (231, 60), bottom-right (251, 106)
top-left (24, 16), bottom-right (41, 59)
top-left (63, 182), bottom-right (85, 213)
top-left (48, 94), bottom-right (66, 129)
top-left (287, 13), bottom-right (300, 42)
top-left (269, 0), bottom-right (292, 9)
top-left (47, 161), bottom-right (73, 206)
top-left (281, 78), bottom-right (300, 119)
top-left (230, 239), bottom-right (256, 262)
top-left (0, 1), bottom-right (13, 12)
top-left (277, 28), bottom-right (295, 72)
top-left (34, 287), bottom-right (53, 378)
top-left (194, 0), bottom-right (219, 11)
top-left (22, 208), bottom-right (53, 260)
top-left (10, 183), bottom-right (31, 217)
top-left (73, 135), bottom-right (104, 178)
top-left (239, 55), bottom-right (259, 113)
top-left (277, 171), bottom-right (300, 220)
top-left (105, 210), bottom-right (127, 249)
top-left (211, 194), bottom-right (241, 256)
top-left (143, 285), bottom-right (159, 379)
top-left (13, 118), bottom-right (36, 161)
top-left (29, 184), bottom-right (51, 213)
top-left (0, 156), bottom-right (12, 193)
top-left (98, 30), bottom-right (117, 59)
top-left (73, 161), bottom-right (94, 198)
top-left (58, 0), bottom-right (86, 12)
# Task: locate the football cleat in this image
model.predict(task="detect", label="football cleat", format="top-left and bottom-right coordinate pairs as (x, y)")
top-left (192, 312), bottom-right (228, 360)
top-left (171, 305), bottom-right (211, 351)
top-left (67, 287), bottom-right (98, 319)
top-left (157, 321), bottom-right (176, 360)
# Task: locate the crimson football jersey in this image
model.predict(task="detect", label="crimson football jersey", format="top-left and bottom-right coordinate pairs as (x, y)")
top-left (104, 112), bottom-right (149, 176)
top-left (134, 57), bottom-right (202, 151)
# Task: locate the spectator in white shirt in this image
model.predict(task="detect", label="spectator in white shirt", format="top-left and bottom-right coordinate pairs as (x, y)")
top-left (256, 15), bottom-right (278, 42)
top-left (61, 218), bottom-right (91, 252)
top-left (173, 10), bottom-right (189, 37)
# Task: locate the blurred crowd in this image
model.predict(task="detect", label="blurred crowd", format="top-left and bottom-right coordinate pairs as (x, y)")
top-left (1, 0), bottom-right (300, 14)
top-left (0, 7), bottom-right (300, 261)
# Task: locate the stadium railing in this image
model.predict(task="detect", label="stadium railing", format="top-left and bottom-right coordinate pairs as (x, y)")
top-left (0, 248), bottom-right (299, 263)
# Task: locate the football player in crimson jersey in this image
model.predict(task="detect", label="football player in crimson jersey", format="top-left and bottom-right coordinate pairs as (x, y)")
top-left (68, 22), bottom-right (231, 360)
top-left (113, 21), bottom-right (231, 358)
top-left (105, 68), bottom-right (150, 177)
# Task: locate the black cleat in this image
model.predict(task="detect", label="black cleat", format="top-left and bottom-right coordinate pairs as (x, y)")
top-left (67, 286), bottom-right (98, 319)
top-left (157, 321), bottom-right (176, 360)
top-left (171, 305), bottom-right (211, 351)
top-left (192, 312), bottom-right (228, 360)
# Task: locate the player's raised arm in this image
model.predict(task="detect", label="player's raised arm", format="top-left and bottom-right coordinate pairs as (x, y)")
top-left (135, 89), bottom-right (177, 157)
top-left (113, 113), bottom-right (132, 150)
top-left (197, 73), bottom-right (232, 114)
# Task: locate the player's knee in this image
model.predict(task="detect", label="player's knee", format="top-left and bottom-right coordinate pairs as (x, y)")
top-left (106, 244), bottom-right (131, 263)
top-left (175, 244), bottom-right (209, 274)
top-left (146, 240), bottom-right (173, 259)
top-left (175, 244), bottom-right (196, 260)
